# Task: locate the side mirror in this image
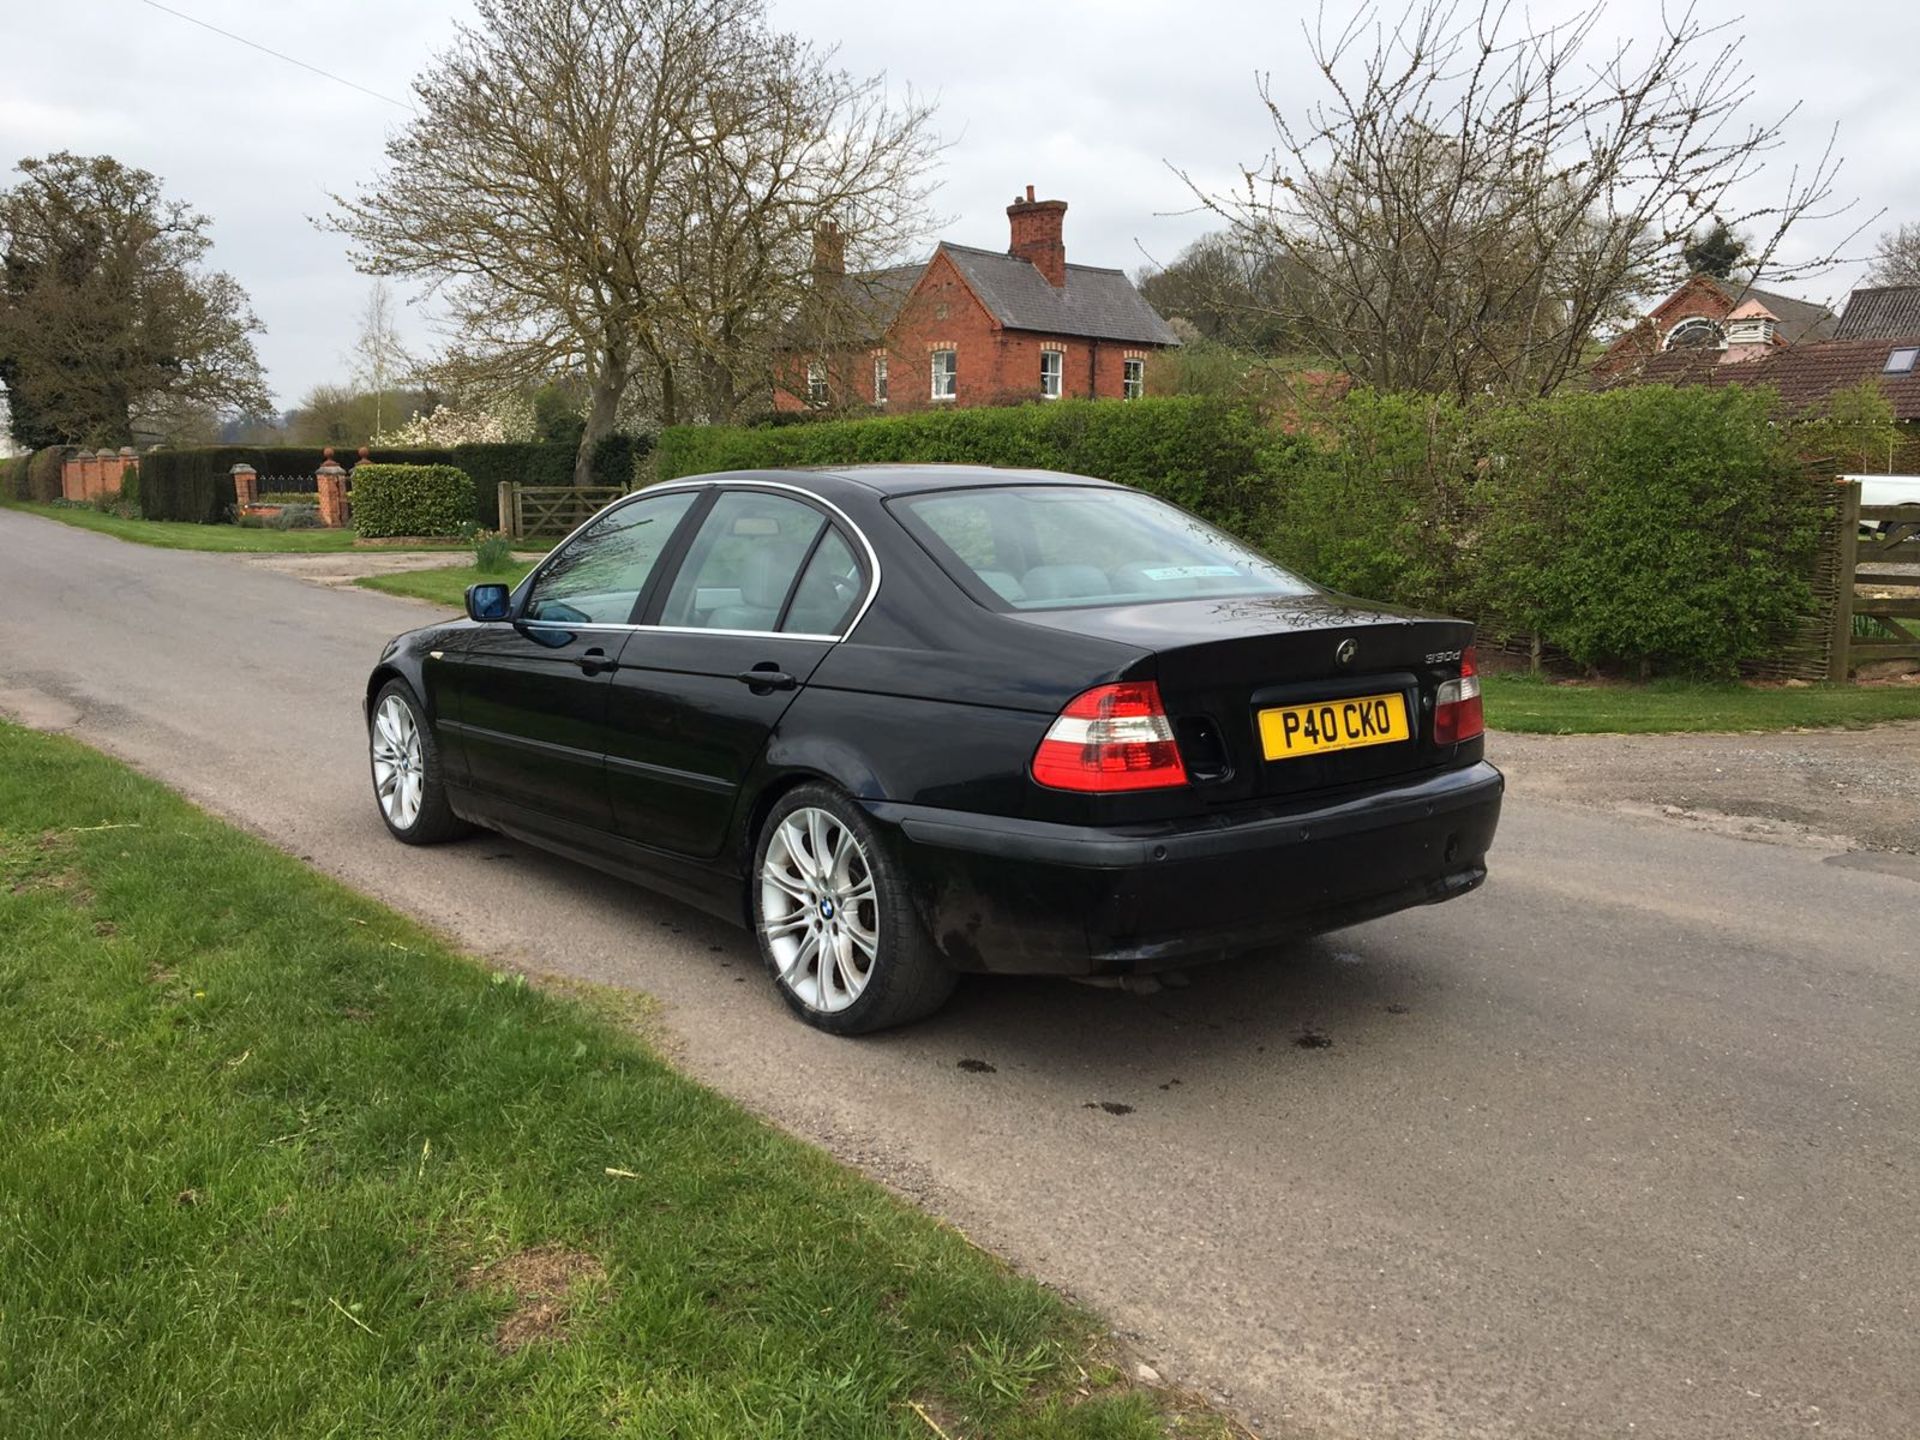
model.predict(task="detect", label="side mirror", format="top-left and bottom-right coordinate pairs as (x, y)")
top-left (465, 582), bottom-right (512, 622)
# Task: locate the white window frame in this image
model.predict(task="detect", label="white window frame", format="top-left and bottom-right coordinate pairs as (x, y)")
top-left (1040, 348), bottom-right (1064, 399)
top-left (873, 352), bottom-right (889, 404)
top-left (1123, 357), bottom-right (1145, 400)
top-left (1662, 316), bottom-right (1725, 352)
top-left (931, 348), bottom-right (957, 401)
top-left (806, 360), bottom-right (828, 407)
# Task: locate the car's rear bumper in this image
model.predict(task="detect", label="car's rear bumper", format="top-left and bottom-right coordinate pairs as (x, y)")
top-left (866, 761), bottom-right (1504, 975)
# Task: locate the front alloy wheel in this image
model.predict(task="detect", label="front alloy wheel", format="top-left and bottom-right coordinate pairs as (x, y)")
top-left (368, 679), bottom-right (469, 845)
top-left (371, 692), bottom-right (425, 831)
top-left (751, 784), bottom-right (955, 1034)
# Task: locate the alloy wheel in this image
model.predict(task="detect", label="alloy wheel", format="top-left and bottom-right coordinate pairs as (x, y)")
top-left (760, 806), bottom-right (880, 1012)
top-left (371, 693), bottom-right (425, 831)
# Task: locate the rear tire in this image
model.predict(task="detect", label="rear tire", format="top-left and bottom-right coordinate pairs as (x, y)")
top-left (751, 783), bottom-right (956, 1034)
top-left (369, 680), bottom-right (472, 845)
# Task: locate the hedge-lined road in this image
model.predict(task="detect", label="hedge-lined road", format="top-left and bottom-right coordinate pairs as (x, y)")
top-left (5, 507), bottom-right (1917, 1440)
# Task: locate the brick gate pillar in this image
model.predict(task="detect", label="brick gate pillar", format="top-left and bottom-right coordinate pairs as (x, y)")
top-left (315, 462), bottom-right (350, 527)
top-left (230, 464), bottom-right (257, 510)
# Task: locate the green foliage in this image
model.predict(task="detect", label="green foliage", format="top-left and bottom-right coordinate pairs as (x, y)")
top-left (588, 430), bottom-right (645, 489)
top-left (134, 438), bottom-right (650, 528)
top-left (26, 447), bottom-right (63, 503)
top-left (472, 530), bottom-right (515, 573)
top-left (138, 446), bottom-right (456, 523)
top-left (117, 463), bottom-right (139, 515)
top-left (531, 381), bottom-right (587, 447)
top-left (665, 386), bottom-right (1832, 678)
top-left (350, 463), bottom-right (477, 538)
top-left (1260, 385), bottom-right (1825, 676)
top-left (1794, 380), bottom-right (1902, 473)
top-left (659, 398), bottom-right (1268, 533)
top-left (0, 454), bottom-right (28, 500)
top-left (270, 502), bottom-right (320, 530)
top-left (1682, 219), bottom-right (1747, 280)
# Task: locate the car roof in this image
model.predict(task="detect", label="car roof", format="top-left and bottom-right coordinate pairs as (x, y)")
top-left (672, 465), bottom-right (1120, 498)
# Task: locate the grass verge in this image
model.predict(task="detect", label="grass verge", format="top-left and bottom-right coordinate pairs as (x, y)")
top-left (0, 500), bottom-right (471, 553)
top-left (1483, 674), bottom-right (1920, 734)
top-left (0, 723), bottom-right (1207, 1438)
top-left (358, 560), bottom-right (541, 609)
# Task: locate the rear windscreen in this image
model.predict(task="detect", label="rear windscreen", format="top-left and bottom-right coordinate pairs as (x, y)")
top-left (893, 485), bottom-right (1314, 610)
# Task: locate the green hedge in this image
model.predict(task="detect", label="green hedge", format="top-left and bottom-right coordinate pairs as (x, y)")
top-left (27, 447), bottom-right (64, 503)
top-left (139, 446), bottom-right (460, 523)
top-left (657, 398), bottom-right (1268, 533)
top-left (350, 464), bottom-right (476, 538)
top-left (662, 387), bottom-right (1831, 678)
top-left (1253, 385), bottom-right (1827, 676)
top-left (137, 436), bottom-right (649, 526)
top-left (0, 454), bottom-right (28, 501)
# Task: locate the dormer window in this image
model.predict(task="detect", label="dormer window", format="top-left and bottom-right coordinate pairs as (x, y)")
top-left (1886, 347), bottom-right (1919, 375)
top-left (1663, 317), bottom-right (1725, 351)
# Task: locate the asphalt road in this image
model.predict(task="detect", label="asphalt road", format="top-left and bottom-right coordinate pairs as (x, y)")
top-left (4, 508), bottom-right (1917, 1440)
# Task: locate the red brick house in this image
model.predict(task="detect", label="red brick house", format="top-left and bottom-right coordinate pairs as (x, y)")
top-left (1591, 272), bottom-right (1838, 381)
top-left (776, 187), bottom-right (1178, 413)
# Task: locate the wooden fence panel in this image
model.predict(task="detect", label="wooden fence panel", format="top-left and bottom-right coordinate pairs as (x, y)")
top-left (1839, 498), bottom-right (1920, 672)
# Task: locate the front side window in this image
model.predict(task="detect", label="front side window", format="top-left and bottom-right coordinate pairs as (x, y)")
top-left (658, 491), bottom-right (826, 631)
top-left (523, 490), bottom-right (698, 625)
top-left (1123, 357), bottom-right (1145, 400)
top-left (806, 361), bottom-right (828, 406)
top-left (1040, 349), bottom-right (1063, 399)
top-left (931, 348), bottom-right (957, 400)
top-left (873, 353), bottom-right (889, 404)
top-left (895, 485), bottom-right (1312, 611)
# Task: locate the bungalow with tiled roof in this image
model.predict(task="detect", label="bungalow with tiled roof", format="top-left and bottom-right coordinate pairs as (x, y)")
top-left (777, 186), bottom-right (1178, 413)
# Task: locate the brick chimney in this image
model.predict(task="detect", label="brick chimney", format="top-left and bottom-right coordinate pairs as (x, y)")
top-left (1007, 184), bottom-right (1068, 286)
top-left (812, 220), bottom-right (846, 277)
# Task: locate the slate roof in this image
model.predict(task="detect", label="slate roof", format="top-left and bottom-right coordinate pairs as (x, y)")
top-left (1702, 277), bottom-right (1839, 344)
top-left (814, 264), bottom-right (923, 341)
top-left (1835, 286), bottom-right (1920, 340)
top-left (1615, 336), bottom-right (1920, 419)
top-left (934, 243), bottom-right (1179, 346)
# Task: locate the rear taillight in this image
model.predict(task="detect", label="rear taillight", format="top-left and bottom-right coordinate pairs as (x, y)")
top-left (1433, 646), bottom-right (1483, 744)
top-left (1031, 681), bottom-right (1189, 792)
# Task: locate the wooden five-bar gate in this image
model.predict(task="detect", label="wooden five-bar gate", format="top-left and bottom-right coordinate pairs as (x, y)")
top-left (1830, 482), bottom-right (1920, 678)
top-left (496, 482), bottom-right (629, 541)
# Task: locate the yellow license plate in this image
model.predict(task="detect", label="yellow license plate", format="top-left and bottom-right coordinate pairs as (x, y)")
top-left (1259, 692), bottom-right (1410, 760)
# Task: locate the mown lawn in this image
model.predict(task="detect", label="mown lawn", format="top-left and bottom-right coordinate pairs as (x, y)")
top-left (1483, 674), bottom-right (1920, 734)
top-left (0, 500), bottom-right (472, 553)
top-left (358, 560), bottom-right (541, 609)
top-left (0, 724), bottom-right (1208, 1439)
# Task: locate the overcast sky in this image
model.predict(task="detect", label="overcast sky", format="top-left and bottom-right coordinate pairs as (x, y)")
top-left (3, 0), bottom-right (1915, 410)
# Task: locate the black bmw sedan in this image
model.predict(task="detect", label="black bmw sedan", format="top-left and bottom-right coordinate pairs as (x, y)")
top-left (365, 466), bottom-right (1502, 1033)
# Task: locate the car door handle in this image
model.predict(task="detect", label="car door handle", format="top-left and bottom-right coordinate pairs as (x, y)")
top-left (577, 647), bottom-right (619, 676)
top-left (736, 668), bottom-right (797, 691)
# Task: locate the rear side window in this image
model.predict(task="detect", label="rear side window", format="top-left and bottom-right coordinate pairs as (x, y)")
top-left (783, 529), bottom-right (865, 635)
top-left (894, 485), bottom-right (1312, 610)
top-left (659, 491), bottom-right (824, 631)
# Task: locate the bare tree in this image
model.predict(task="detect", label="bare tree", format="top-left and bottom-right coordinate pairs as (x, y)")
top-left (1179, 1), bottom-right (1860, 399)
top-left (1866, 222), bottom-right (1920, 287)
top-left (329, 0), bottom-right (938, 479)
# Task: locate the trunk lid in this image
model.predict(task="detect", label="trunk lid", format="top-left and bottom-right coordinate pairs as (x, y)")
top-left (1009, 593), bottom-right (1476, 804)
